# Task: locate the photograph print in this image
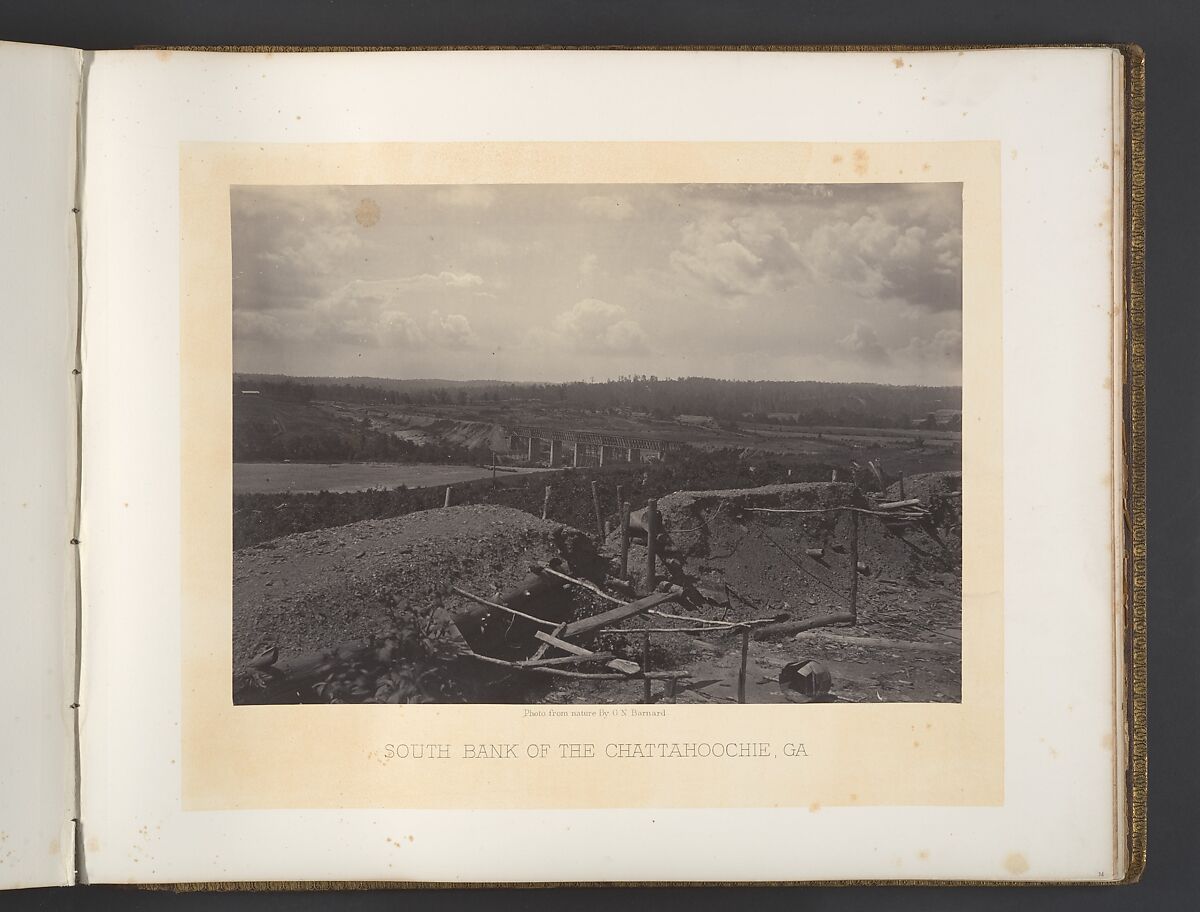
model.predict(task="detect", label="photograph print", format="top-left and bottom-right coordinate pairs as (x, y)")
top-left (231, 181), bottom-right (964, 706)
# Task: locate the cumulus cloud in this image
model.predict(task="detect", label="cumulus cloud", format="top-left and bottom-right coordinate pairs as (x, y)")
top-left (900, 328), bottom-right (963, 364)
top-left (232, 187), bottom-right (365, 311)
top-left (578, 194), bottom-right (633, 220)
top-left (234, 279), bottom-right (427, 349)
top-left (427, 310), bottom-right (477, 349)
top-left (552, 299), bottom-right (649, 354)
top-left (669, 209), bottom-right (804, 302)
top-left (803, 206), bottom-right (961, 312)
top-left (839, 320), bottom-right (890, 364)
top-left (315, 281), bottom-right (427, 347)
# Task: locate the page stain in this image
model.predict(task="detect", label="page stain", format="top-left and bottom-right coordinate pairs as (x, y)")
top-left (355, 198), bottom-right (381, 228)
top-left (1004, 852), bottom-right (1030, 875)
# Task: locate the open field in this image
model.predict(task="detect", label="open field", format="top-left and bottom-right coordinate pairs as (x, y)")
top-left (233, 461), bottom-right (550, 495)
top-left (319, 400), bottom-right (961, 458)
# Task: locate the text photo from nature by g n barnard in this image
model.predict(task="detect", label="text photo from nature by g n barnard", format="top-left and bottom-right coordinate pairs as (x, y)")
top-left (232, 182), bottom-right (964, 707)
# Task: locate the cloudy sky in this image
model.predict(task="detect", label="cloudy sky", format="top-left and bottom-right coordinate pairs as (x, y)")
top-left (231, 182), bottom-right (962, 385)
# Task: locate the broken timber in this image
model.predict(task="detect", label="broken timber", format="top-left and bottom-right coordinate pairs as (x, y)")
top-left (534, 629), bottom-right (641, 676)
top-left (465, 651), bottom-right (682, 681)
top-left (559, 590), bottom-right (680, 639)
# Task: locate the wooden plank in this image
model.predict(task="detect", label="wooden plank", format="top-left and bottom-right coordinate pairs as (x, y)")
top-left (533, 629), bottom-right (642, 676)
top-left (560, 590), bottom-right (679, 639)
top-left (534, 630), bottom-right (595, 657)
top-left (530, 622), bottom-right (567, 661)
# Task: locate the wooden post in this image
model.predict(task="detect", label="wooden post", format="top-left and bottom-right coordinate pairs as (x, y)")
top-left (665, 678), bottom-right (677, 704)
top-left (541, 485), bottom-right (551, 521)
top-left (619, 501), bottom-right (631, 580)
top-left (737, 626), bottom-right (750, 704)
top-left (591, 481), bottom-right (604, 542)
top-left (491, 450), bottom-right (496, 488)
top-left (615, 484), bottom-right (624, 514)
top-left (444, 486), bottom-right (452, 508)
top-left (898, 471), bottom-right (906, 499)
top-left (642, 630), bottom-right (652, 703)
top-left (849, 508), bottom-right (859, 624)
top-left (832, 468), bottom-right (838, 482)
top-left (644, 498), bottom-right (659, 592)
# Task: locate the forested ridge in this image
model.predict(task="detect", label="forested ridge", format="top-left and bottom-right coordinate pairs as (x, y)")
top-left (235, 374), bottom-right (960, 429)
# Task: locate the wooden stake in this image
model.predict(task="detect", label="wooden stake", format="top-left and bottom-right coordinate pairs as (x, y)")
top-left (541, 485), bottom-right (551, 520)
top-left (642, 630), bottom-right (652, 703)
top-left (737, 626), bottom-right (750, 704)
top-left (898, 471), bottom-right (905, 499)
top-left (619, 501), bottom-right (631, 580)
top-left (444, 486), bottom-right (452, 508)
top-left (591, 480), bottom-right (604, 542)
top-left (644, 498), bottom-right (659, 592)
top-left (849, 508), bottom-right (859, 624)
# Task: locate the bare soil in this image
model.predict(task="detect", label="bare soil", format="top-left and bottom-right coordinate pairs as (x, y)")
top-left (235, 473), bottom-right (962, 705)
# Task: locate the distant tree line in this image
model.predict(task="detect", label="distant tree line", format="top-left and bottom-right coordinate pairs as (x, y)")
top-left (235, 375), bottom-right (960, 428)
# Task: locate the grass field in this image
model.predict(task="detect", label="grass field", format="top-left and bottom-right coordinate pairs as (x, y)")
top-left (233, 462), bottom-right (550, 495)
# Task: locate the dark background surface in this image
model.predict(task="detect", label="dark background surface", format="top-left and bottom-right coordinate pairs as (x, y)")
top-left (1, 1), bottom-right (1195, 909)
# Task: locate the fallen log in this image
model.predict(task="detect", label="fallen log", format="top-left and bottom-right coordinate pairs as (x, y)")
top-left (464, 651), bottom-right (684, 681)
top-left (876, 498), bottom-right (922, 510)
top-left (750, 612), bottom-right (856, 641)
top-left (792, 630), bottom-right (959, 655)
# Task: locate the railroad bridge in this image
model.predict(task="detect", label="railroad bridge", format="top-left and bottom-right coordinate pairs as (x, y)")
top-left (505, 425), bottom-right (681, 467)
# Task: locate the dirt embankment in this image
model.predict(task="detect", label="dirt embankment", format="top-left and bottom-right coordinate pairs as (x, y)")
top-left (364, 411), bottom-right (509, 451)
top-left (237, 474), bottom-right (963, 704)
top-left (615, 479), bottom-right (961, 602)
top-left (583, 475), bottom-right (963, 703)
top-left (233, 504), bottom-right (599, 668)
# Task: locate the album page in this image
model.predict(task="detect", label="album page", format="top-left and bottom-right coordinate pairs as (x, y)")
top-left (79, 47), bottom-right (1127, 884)
top-left (0, 40), bottom-right (82, 890)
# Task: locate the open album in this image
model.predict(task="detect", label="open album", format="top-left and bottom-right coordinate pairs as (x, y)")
top-left (0, 41), bottom-right (1144, 888)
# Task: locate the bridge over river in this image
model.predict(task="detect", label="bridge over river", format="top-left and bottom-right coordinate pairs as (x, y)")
top-left (505, 425), bottom-right (682, 467)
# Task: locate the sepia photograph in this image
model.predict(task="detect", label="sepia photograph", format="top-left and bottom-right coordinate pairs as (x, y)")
top-left (231, 181), bottom-right (964, 707)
